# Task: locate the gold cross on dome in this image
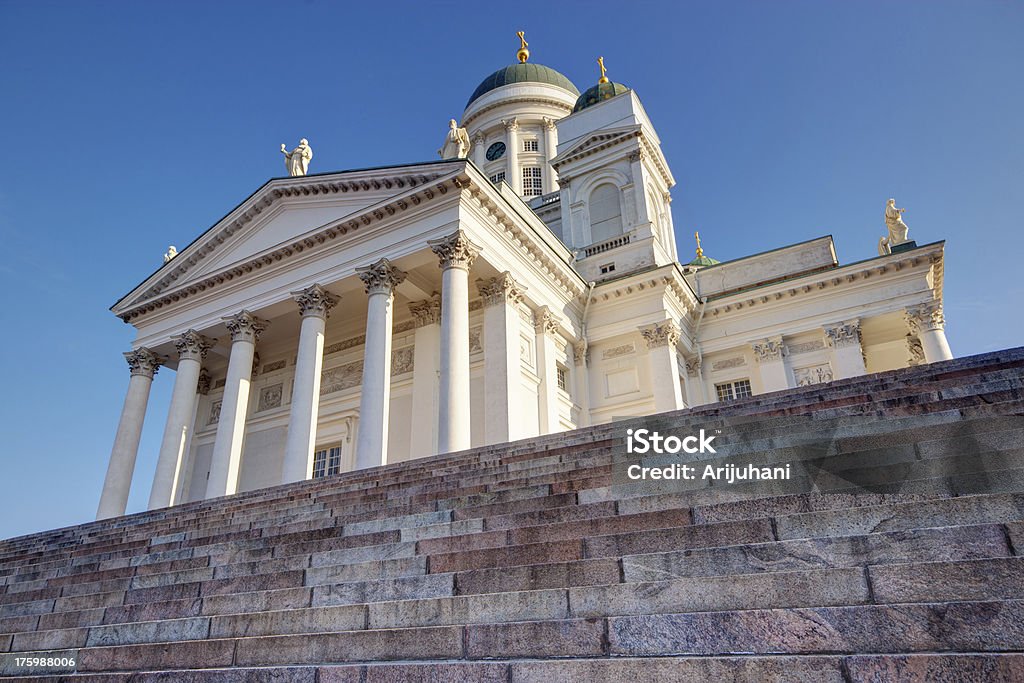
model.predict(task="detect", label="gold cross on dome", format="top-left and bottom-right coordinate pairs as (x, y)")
top-left (598, 56), bottom-right (609, 84)
top-left (695, 231), bottom-right (704, 257)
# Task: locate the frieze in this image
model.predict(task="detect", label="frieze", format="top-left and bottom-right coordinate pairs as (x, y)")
top-left (794, 363), bottom-right (834, 387)
top-left (788, 339), bottom-right (825, 355)
top-left (603, 343), bottom-right (635, 360)
top-left (320, 361), bottom-right (363, 395)
top-left (712, 357), bottom-right (745, 371)
top-left (262, 360), bottom-right (287, 373)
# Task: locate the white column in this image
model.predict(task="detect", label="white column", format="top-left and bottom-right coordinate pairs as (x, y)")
top-left (355, 259), bottom-right (407, 469)
top-left (684, 357), bottom-right (706, 407)
top-left (429, 230), bottom-right (481, 453)
top-left (282, 285), bottom-right (338, 483)
top-left (174, 368), bottom-right (210, 505)
top-left (149, 331), bottom-right (212, 510)
top-left (409, 296), bottom-right (442, 459)
top-left (97, 348), bottom-right (161, 520)
top-left (478, 273), bottom-right (526, 443)
top-left (206, 311), bottom-right (267, 499)
top-left (906, 303), bottom-right (953, 363)
top-left (572, 341), bottom-right (592, 427)
top-left (472, 132), bottom-right (487, 170)
top-left (824, 320), bottom-right (867, 379)
top-left (628, 150), bottom-right (652, 229)
top-left (640, 321), bottom-right (685, 413)
top-left (534, 306), bottom-right (562, 434)
top-left (542, 116), bottom-right (558, 194)
top-left (752, 336), bottom-right (790, 393)
top-left (503, 118), bottom-right (520, 195)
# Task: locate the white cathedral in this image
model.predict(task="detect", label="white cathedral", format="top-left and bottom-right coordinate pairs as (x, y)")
top-left (97, 37), bottom-right (952, 519)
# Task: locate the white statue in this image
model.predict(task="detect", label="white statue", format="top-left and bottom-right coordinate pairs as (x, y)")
top-left (163, 245), bottom-right (178, 263)
top-left (281, 139), bottom-right (313, 177)
top-left (878, 198), bottom-right (910, 255)
top-left (438, 119), bottom-right (471, 159)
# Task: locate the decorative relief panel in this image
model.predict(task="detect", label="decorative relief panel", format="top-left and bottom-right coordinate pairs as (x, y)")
top-left (712, 357), bottom-right (746, 371)
top-left (320, 361), bottom-right (363, 395)
top-left (208, 400), bottom-right (222, 425)
top-left (906, 334), bottom-right (926, 366)
top-left (788, 339), bottom-right (825, 355)
top-left (258, 383), bottom-right (284, 412)
top-left (262, 360), bottom-right (286, 373)
top-left (794, 364), bottom-right (834, 387)
top-left (215, 379), bottom-right (226, 389)
top-left (391, 347), bottom-right (414, 375)
top-left (603, 343), bottom-right (635, 360)
top-left (325, 336), bottom-right (366, 356)
top-left (469, 327), bottom-right (483, 354)
top-left (520, 335), bottom-right (534, 367)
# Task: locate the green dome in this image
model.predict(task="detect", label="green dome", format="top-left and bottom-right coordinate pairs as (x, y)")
top-left (573, 81), bottom-right (630, 112)
top-left (466, 63), bottom-right (579, 109)
top-left (688, 254), bottom-right (721, 267)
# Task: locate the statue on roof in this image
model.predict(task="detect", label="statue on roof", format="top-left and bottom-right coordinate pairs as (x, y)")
top-left (163, 246), bottom-right (177, 263)
top-left (281, 138), bottom-right (313, 177)
top-left (438, 119), bottom-right (471, 160)
top-left (878, 198), bottom-right (911, 255)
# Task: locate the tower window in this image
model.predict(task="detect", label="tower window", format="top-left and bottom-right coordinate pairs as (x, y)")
top-left (589, 184), bottom-right (623, 242)
top-left (312, 446), bottom-right (342, 478)
top-left (556, 365), bottom-right (568, 392)
top-left (522, 167), bottom-right (543, 196)
top-left (523, 139), bottom-right (539, 152)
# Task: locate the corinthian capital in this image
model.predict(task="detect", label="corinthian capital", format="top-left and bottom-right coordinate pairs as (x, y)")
top-left (501, 117), bottom-right (519, 132)
top-left (823, 320), bottom-right (862, 349)
top-left (905, 301), bottom-right (945, 333)
top-left (534, 306), bottom-right (561, 335)
top-left (408, 295), bottom-right (441, 327)
top-left (477, 272), bottom-right (525, 308)
top-left (429, 230), bottom-right (481, 271)
top-left (292, 284), bottom-right (340, 318)
top-left (751, 336), bottom-right (787, 363)
top-left (173, 330), bottom-right (215, 361)
top-left (124, 347), bottom-right (161, 378)
top-left (357, 258), bottom-right (407, 295)
top-left (639, 321), bottom-right (681, 349)
top-left (223, 310), bottom-right (269, 344)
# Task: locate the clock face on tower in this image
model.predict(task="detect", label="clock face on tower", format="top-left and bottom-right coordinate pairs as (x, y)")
top-left (485, 142), bottom-right (506, 161)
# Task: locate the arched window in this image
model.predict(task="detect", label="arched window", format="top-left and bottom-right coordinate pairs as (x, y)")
top-left (589, 183), bottom-right (623, 243)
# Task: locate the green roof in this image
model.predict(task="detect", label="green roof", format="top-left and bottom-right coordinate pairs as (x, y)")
top-left (688, 255), bottom-right (721, 267)
top-left (573, 81), bottom-right (630, 112)
top-left (466, 63), bottom-right (579, 109)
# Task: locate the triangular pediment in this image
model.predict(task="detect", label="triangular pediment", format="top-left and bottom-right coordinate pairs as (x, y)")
top-left (551, 126), bottom-right (641, 168)
top-left (112, 161), bottom-right (465, 317)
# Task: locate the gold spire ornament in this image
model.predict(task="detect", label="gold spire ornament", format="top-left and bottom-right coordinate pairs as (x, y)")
top-left (516, 31), bottom-right (530, 63)
top-left (598, 56), bottom-right (609, 84)
top-left (694, 231), bottom-right (704, 258)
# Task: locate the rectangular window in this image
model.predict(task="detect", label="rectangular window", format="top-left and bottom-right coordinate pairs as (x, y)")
top-left (523, 139), bottom-right (539, 152)
top-left (599, 262), bottom-right (616, 274)
top-left (715, 379), bottom-right (753, 402)
top-left (522, 166), bottom-right (543, 196)
top-left (556, 366), bottom-right (568, 392)
top-left (312, 446), bottom-right (343, 478)
top-left (489, 171), bottom-right (506, 184)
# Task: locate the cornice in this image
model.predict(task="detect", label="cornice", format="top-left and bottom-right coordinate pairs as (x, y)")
top-left (584, 265), bottom-right (698, 318)
top-left (117, 168), bottom-right (469, 323)
top-left (551, 129), bottom-right (640, 170)
top-left (462, 95), bottom-right (574, 129)
top-left (705, 246), bottom-right (944, 318)
top-left (463, 178), bottom-right (585, 301)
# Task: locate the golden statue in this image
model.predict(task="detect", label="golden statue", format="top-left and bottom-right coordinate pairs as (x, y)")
top-left (598, 56), bottom-right (609, 84)
top-left (517, 31), bottom-right (530, 63)
top-left (694, 231), bottom-right (704, 258)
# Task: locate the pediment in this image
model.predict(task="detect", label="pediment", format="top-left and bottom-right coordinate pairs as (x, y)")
top-left (551, 126), bottom-right (641, 168)
top-left (112, 162), bottom-right (465, 318)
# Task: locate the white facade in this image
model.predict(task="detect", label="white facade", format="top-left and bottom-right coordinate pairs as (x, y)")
top-left (97, 55), bottom-right (951, 518)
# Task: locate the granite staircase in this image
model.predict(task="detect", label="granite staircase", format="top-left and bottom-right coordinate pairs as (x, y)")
top-left (2, 348), bottom-right (1024, 681)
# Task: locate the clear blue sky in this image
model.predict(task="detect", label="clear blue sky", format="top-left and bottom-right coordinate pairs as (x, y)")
top-left (0, 1), bottom-right (1020, 540)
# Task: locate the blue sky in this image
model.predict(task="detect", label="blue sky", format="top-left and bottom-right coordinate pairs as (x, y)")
top-left (0, 0), bottom-right (1020, 540)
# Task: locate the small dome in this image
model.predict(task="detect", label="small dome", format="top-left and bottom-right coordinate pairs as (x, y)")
top-left (572, 81), bottom-right (630, 112)
top-left (466, 63), bottom-right (580, 110)
top-left (688, 254), bottom-right (721, 267)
